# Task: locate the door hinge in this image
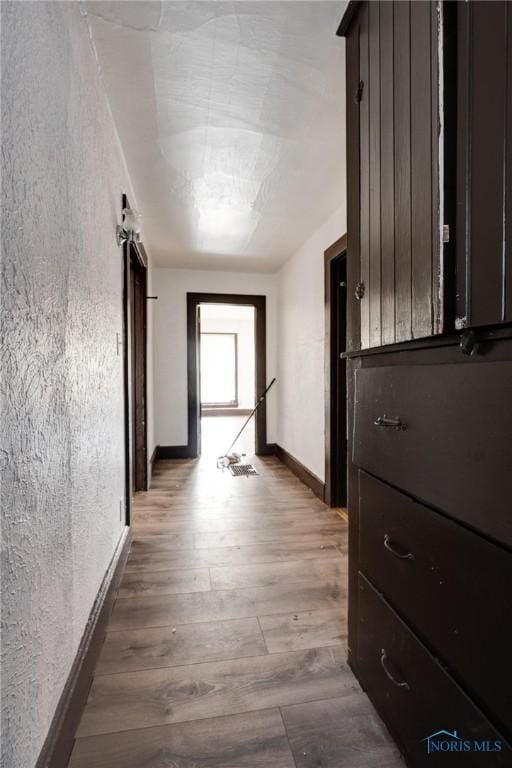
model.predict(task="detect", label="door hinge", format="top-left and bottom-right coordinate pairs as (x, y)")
top-left (442, 224), bottom-right (450, 243)
top-left (354, 80), bottom-right (364, 103)
top-left (355, 281), bottom-right (365, 300)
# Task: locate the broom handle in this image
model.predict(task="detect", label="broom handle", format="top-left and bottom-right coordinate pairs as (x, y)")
top-left (224, 377), bottom-right (276, 456)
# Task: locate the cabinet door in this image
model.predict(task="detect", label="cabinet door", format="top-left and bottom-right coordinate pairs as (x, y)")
top-left (347, 1), bottom-right (443, 349)
top-left (456, 2), bottom-right (512, 329)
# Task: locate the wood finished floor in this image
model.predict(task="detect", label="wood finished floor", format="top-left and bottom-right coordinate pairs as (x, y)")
top-left (69, 455), bottom-right (402, 768)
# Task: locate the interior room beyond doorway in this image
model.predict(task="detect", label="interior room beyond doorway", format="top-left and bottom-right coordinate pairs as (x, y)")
top-left (199, 303), bottom-right (256, 459)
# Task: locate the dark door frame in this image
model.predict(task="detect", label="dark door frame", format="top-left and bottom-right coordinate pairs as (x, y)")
top-left (186, 292), bottom-right (270, 457)
top-left (122, 194), bottom-right (148, 524)
top-left (324, 234), bottom-right (348, 508)
top-left (129, 244), bottom-right (148, 492)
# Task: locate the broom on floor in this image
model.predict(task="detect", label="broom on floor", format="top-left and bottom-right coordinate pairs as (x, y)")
top-left (217, 377), bottom-right (276, 469)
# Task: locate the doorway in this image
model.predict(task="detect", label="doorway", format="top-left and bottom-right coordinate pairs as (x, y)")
top-left (199, 304), bottom-right (256, 458)
top-left (186, 293), bottom-right (269, 457)
top-left (122, 196), bottom-right (149, 523)
top-left (325, 235), bottom-right (348, 509)
top-left (128, 246), bottom-right (148, 492)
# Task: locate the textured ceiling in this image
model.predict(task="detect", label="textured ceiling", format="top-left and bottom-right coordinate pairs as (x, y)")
top-left (84, 1), bottom-right (347, 271)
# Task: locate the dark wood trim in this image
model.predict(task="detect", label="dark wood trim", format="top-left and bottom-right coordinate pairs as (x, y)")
top-left (344, 10), bottom-right (363, 666)
top-left (130, 245), bottom-right (148, 492)
top-left (324, 235), bottom-right (348, 508)
top-left (156, 444), bottom-right (195, 460)
top-left (35, 527), bottom-right (132, 768)
top-left (342, 323), bottom-right (512, 360)
top-left (131, 240), bottom-right (148, 269)
top-left (122, 193), bottom-right (149, 504)
top-left (324, 234), bottom-right (347, 263)
top-left (346, 11), bottom-right (361, 353)
top-left (337, 0), bottom-right (362, 37)
top-left (256, 441), bottom-right (277, 457)
top-left (358, 336), bottom-right (512, 369)
top-left (274, 444), bottom-right (325, 502)
top-left (121, 195), bottom-right (132, 523)
top-left (442, 0), bottom-right (457, 334)
top-left (187, 293), bottom-right (270, 457)
top-left (346, 357), bottom-right (360, 667)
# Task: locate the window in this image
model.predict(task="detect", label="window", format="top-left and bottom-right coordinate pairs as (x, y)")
top-left (200, 333), bottom-right (238, 406)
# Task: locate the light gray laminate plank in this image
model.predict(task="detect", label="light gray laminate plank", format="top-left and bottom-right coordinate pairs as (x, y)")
top-left (96, 618), bottom-right (267, 675)
top-left (194, 526), bottom-right (344, 549)
top-left (109, 578), bottom-right (345, 631)
top-left (134, 511), bottom-right (340, 537)
top-left (77, 647), bottom-right (351, 737)
top-left (118, 568), bottom-right (211, 598)
top-left (125, 541), bottom-right (343, 573)
top-left (259, 608), bottom-right (347, 654)
top-left (281, 693), bottom-right (403, 768)
top-left (69, 709), bottom-right (296, 768)
top-left (132, 506), bottom-right (332, 526)
top-left (130, 533), bottom-right (195, 552)
top-left (210, 557), bottom-right (344, 590)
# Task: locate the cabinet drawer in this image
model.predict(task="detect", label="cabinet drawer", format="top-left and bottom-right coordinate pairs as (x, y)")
top-left (359, 470), bottom-right (512, 739)
top-left (357, 574), bottom-right (511, 766)
top-left (353, 362), bottom-right (512, 546)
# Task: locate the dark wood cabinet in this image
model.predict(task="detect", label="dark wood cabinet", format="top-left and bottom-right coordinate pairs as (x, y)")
top-left (456, 1), bottom-right (512, 329)
top-left (345, 1), bottom-right (443, 350)
top-left (358, 575), bottom-right (510, 767)
top-left (353, 361), bottom-right (512, 546)
top-left (339, 2), bottom-right (512, 764)
top-left (359, 471), bottom-right (512, 739)
top-left (346, 0), bottom-right (512, 346)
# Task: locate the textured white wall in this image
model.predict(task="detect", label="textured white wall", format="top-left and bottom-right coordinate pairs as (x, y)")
top-left (276, 206), bottom-right (346, 481)
top-left (0, 4), bottom-right (148, 768)
top-left (153, 268), bottom-right (277, 446)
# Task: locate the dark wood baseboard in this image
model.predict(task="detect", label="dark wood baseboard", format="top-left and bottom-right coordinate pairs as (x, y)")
top-left (156, 444), bottom-right (195, 460)
top-left (35, 526), bottom-right (132, 768)
top-left (274, 444), bottom-right (326, 501)
top-left (259, 441), bottom-right (277, 456)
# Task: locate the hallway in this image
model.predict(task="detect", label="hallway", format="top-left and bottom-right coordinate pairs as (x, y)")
top-left (4, 3), bottom-right (512, 765)
top-left (68, 456), bottom-right (400, 767)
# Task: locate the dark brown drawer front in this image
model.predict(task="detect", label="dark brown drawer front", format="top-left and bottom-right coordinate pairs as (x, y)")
top-left (357, 574), bottom-right (511, 767)
top-left (359, 470), bottom-right (512, 739)
top-left (353, 362), bottom-right (512, 547)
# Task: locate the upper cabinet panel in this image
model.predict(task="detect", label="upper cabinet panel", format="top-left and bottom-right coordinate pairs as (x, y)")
top-left (342, 1), bottom-right (444, 350)
top-left (456, 2), bottom-right (512, 329)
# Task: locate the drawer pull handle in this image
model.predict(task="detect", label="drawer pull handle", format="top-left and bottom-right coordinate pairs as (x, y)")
top-left (384, 534), bottom-right (414, 560)
top-left (380, 649), bottom-right (410, 690)
top-left (374, 415), bottom-right (406, 430)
